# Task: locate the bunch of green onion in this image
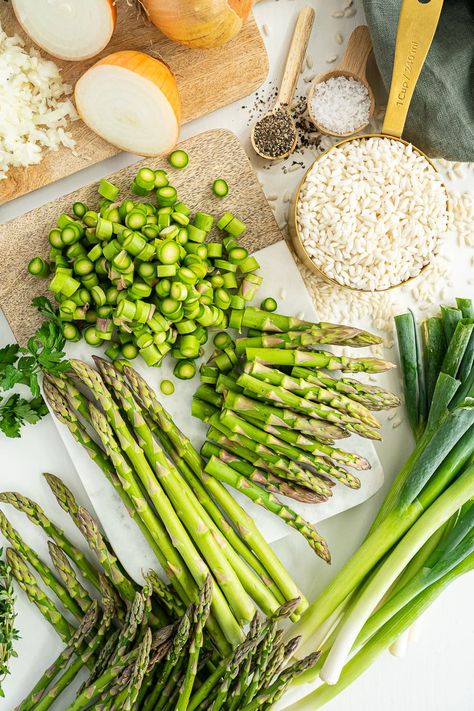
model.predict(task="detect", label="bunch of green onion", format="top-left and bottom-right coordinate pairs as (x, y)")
top-left (28, 157), bottom-right (261, 380)
top-left (281, 297), bottom-right (474, 710)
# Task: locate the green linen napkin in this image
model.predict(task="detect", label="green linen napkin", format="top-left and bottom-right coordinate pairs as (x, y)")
top-left (363, 0), bottom-right (474, 161)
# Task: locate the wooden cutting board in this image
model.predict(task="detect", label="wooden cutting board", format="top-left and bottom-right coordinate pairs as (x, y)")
top-left (0, 129), bottom-right (282, 345)
top-left (0, 4), bottom-right (268, 204)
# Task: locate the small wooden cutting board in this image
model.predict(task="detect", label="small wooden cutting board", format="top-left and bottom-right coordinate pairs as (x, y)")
top-left (0, 129), bottom-right (282, 345)
top-left (0, 4), bottom-right (268, 204)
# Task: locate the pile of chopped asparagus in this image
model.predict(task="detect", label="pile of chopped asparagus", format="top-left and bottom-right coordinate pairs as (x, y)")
top-left (0, 479), bottom-right (319, 709)
top-left (42, 359), bottom-right (308, 654)
top-left (193, 307), bottom-right (399, 558)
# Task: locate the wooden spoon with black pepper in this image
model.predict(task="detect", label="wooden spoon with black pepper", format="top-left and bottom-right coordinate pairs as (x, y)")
top-left (251, 6), bottom-right (315, 161)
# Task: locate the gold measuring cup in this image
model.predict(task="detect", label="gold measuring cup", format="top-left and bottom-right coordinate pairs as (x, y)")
top-left (289, 0), bottom-right (450, 292)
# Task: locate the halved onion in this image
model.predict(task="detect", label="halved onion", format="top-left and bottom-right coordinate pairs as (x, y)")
top-left (140, 0), bottom-right (253, 49)
top-left (75, 51), bottom-right (181, 156)
top-left (12, 0), bottom-right (116, 61)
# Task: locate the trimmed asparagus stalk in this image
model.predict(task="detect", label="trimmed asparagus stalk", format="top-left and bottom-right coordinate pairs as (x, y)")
top-left (245, 347), bottom-right (395, 373)
top-left (291, 367), bottom-right (401, 410)
top-left (205, 457), bottom-right (330, 561)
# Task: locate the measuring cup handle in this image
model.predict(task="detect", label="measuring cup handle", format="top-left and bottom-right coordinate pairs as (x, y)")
top-left (382, 0), bottom-right (444, 139)
top-left (339, 26), bottom-right (373, 80)
top-left (277, 6), bottom-right (315, 107)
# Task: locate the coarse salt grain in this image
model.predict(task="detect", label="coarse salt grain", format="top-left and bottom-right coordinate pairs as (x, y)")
top-left (310, 76), bottom-right (371, 135)
top-left (296, 137), bottom-right (449, 291)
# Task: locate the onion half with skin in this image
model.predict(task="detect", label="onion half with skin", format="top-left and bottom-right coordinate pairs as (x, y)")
top-left (75, 51), bottom-right (181, 156)
top-left (140, 0), bottom-right (253, 49)
top-left (12, 0), bottom-right (116, 61)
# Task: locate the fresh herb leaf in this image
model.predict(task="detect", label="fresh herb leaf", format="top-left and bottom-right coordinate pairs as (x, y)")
top-left (32, 296), bottom-right (62, 327)
top-left (0, 394), bottom-right (48, 438)
top-left (0, 550), bottom-right (19, 697)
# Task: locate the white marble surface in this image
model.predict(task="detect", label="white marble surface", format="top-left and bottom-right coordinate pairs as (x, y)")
top-left (0, 1), bottom-right (473, 709)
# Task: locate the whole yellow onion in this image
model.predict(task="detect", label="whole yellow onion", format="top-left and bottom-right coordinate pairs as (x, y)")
top-left (140, 0), bottom-right (254, 49)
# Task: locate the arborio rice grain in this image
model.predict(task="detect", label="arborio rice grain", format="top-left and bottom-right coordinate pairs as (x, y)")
top-left (297, 137), bottom-right (449, 291)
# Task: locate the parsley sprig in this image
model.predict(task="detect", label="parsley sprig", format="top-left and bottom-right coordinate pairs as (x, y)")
top-left (0, 297), bottom-right (69, 438)
top-left (0, 550), bottom-right (19, 697)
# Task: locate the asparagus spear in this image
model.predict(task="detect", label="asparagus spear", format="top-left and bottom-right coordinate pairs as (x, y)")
top-left (220, 410), bottom-right (361, 489)
top-left (0, 511), bottom-right (83, 619)
top-left (76, 507), bottom-right (137, 604)
top-left (45, 372), bottom-right (91, 421)
top-left (6, 548), bottom-right (74, 643)
top-left (109, 592), bottom-right (146, 669)
top-left (228, 612), bottom-right (263, 710)
top-left (99, 361), bottom-right (255, 628)
top-left (198, 408), bottom-right (337, 492)
top-left (210, 636), bottom-right (261, 711)
top-left (48, 541), bottom-right (93, 613)
top-left (123, 363), bottom-right (308, 615)
top-left (145, 570), bottom-right (186, 619)
top-left (145, 609), bottom-right (192, 711)
top-left (112, 629), bottom-right (152, 711)
top-left (234, 374), bottom-right (382, 439)
top-left (0, 490), bottom-right (101, 591)
top-left (176, 576), bottom-right (213, 711)
top-left (236, 329), bottom-right (384, 352)
top-left (196, 392), bottom-right (347, 440)
top-left (255, 423), bottom-right (370, 471)
top-left (44, 380), bottom-right (186, 606)
top-left (238, 619), bottom-right (279, 707)
top-left (72, 359), bottom-right (243, 647)
top-left (243, 360), bottom-right (380, 427)
top-left (240, 307), bottom-right (382, 346)
top-left (237, 651), bottom-right (321, 711)
top-left (291, 367), bottom-right (401, 410)
top-left (205, 457), bottom-right (331, 561)
top-left (18, 601), bottom-right (99, 711)
top-left (201, 442), bottom-right (328, 503)
top-left (245, 347), bottom-right (395, 373)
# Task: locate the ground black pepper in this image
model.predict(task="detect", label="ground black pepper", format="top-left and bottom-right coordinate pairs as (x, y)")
top-left (252, 107), bottom-right (296, 159)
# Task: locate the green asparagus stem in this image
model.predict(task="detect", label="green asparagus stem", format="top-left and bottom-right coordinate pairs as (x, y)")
top-left (109, 592), bottom-right (146, 670)
top-left (145, 570), bottom-right (186, 619)
top-left (220, 410), bottom-right (361, 489)
top-left (72, 359), bottom-right (242, 647)
top-left (144, 608), bottom-right (192, 711)
top-left (48, 541), bottom-right (93, 613)
top-left (123, 363), bottom-right (308, 615)
top-left (113, 628), bottom-right (152, 711)
top-left (45, 373), bottom-right (91, 421)
top-left (196, 392), bottom-right (347, 440)
top-left (0, 511), bottom-right (83, 619)
top-left (205, 457), bottom-right (331, 561)
top-left (245, 347), bottom-right (395, 373)
top-left (291, 367), bottom-right (401, 410)
top-left (237, 652), bottom-right (321, 711)
top-left (0, 490), bottom-right (100, 591)
top-left (176, 576), bottom-right (213, 711)
top-left (6, 548), bottom-right (74, 642)
top-left (76, 507), bottom-right (137, 604)
top-left (239, 619), bottom-right (279, 707)
top-left (98, 360), bottom-right (255, 628)
top-left (18, 601), bottom-right (99, 711)
top-left (240, 307), bottom-right (382, 346)
top-left (201, 442), bottom-right (327, 504)
top-left (211, 636), bottom-right (261, 711)
top-left (229, 613), bottom-right (263, 709)
top-left (254, 423), bottom-right (369, 471)
top-left (243, 360), bottom-right (380, 427)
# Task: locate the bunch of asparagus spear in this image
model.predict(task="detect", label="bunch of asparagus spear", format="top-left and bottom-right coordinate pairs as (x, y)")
top-left (42, 358), bottom-right (307, 653)
top-left (193, 307), bottom-right (399, 559)
top-left (0, 479), bottom-right (319, 709)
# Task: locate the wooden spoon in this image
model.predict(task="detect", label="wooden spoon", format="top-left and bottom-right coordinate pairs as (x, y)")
top-left (251, 6), bottom-right (315, 160)
top-left (307, 25), bottom-right (375, 137)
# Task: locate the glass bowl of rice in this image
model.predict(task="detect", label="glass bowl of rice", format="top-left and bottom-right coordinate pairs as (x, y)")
top-left (289, 134), bottom-right (451, 292)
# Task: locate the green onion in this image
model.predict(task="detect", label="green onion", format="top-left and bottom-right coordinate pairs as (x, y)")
top-left (168, 149), bottom-right (189, 169)
top-left (212, 179), bottom-right (229, 197)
